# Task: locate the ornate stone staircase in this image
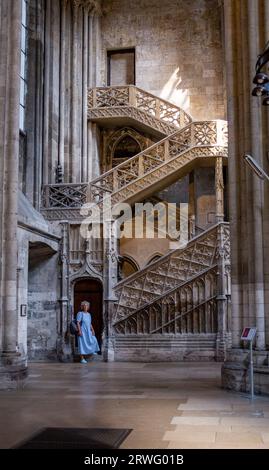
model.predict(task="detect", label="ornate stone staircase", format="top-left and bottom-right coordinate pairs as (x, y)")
top-left (41, 85), bottom-right (230, 360)
top-left (112, 222), bottom-right (231, 361)
top-left (42, 86), bottom-right (227, 219)
top-left (113, 223), bottom-right (230, 322)
top-left (87, 119), bottom-right (227, 209)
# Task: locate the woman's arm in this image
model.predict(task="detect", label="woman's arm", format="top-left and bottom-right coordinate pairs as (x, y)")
top-left (77, 321), bottom-right (82, 336)
top-left (91, 325), bottom-right (95, 336)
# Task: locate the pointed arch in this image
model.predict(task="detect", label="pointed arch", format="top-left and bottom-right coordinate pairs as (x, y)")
top-left (120, 255), bottom-right (139, 279)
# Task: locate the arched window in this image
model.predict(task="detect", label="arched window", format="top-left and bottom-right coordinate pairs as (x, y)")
top-left (113, 135), bottom-right (141, 160)
top-left (120, 257), bottom-right (139, 279)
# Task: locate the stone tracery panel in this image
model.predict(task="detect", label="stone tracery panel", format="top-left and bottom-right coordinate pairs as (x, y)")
top-left (114, 223), bottom-right (230, 323)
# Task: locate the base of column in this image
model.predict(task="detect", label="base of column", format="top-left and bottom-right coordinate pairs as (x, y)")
top-left (102, 337), bottom-right (115, 362)
top-left (56, 336), bottom-right (73, 362)
top-left (102, 299), bottom-right (116, 362)
top-left (0, 353), bottom-right (28, 390)
top-left (216, 332), bottom-right (232, 362)
top-left (221, 348), bottom-right (269, 396)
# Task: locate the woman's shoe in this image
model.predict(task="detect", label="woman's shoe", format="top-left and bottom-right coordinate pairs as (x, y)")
top-left (80, 359), bottom-right (87, 364)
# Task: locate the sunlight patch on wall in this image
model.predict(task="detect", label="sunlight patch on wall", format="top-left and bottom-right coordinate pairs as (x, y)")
top-left (160, 67), bottom-right (190, 111)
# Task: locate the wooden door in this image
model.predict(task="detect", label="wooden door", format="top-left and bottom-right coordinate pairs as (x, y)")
top-left (74, 279), bottom-right (103, 351)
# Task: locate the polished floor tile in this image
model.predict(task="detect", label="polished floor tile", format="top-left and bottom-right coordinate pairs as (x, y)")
top-left (0, 361), bottom-right (268, 449)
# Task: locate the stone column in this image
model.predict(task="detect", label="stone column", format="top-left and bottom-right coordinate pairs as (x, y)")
top-left (57, 221), bottom-right (72, 362)
top-left (16, 235), bottom-right (29, 359)
top-left (215, 157), bottom-right (224, 223)
top-left (71, 3), bottom-right (80, 182)
top-left (246, 0), bottom-right (265, 351)
top-left (222, 0), bottom-right (269, 394)
top-left (216, 224), bottom-right (228, 361)
top-left (25, 0), bottom-right (45, 208)
top-left (223, 0), bottom-right (266, 349)
top-left (223, 0), bottom-right (241, 349)
top-left (0, 0), bottom-right (27, 389)
top-left (42, 0), bottom-right (51, 185)
top-left (82, 9), bottom-right (89, 182)
top-left (102, 212), bottom-right (118, 362)
top-left (58, 0), bottom-right (67, 179)
top-left (94, 13), bottom-right (102, 87)
top-left (103, 217), bottom-right (118, 301)
top-left (87, 11), bottom-right (102, 182)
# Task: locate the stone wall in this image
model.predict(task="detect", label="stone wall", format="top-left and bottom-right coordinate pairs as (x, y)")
top-left (100, 0), bottom-right (225, 120)
top-left (27, 255), bottom-right (60, 361)
top-left (120, 236), bottom-right (170, 272)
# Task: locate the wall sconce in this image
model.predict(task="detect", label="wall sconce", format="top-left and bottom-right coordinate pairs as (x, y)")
top-left (20, 304), bottom-right (27, 317)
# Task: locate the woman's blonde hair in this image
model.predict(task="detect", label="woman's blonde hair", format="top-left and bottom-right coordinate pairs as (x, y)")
top-left (81, 300), bottom-right (90, 309)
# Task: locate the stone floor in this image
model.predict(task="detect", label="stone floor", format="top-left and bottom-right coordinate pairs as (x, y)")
top-left (0, 361), bottom-right (269, 449)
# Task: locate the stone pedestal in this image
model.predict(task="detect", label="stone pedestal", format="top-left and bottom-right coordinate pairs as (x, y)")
top-left (222, 349), bottom-right (269, 396)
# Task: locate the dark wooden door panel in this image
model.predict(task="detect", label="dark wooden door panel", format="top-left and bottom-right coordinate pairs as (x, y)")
top-left (74, 280), bottom-right (103, 348)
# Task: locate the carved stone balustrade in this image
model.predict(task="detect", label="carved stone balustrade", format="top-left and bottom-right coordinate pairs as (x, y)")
top-left (41, 183), bottom-right (88, 220)
top-left (41, 119), bottom-right (227, 220)
top-left (88, 85), bottom-right (192, 136)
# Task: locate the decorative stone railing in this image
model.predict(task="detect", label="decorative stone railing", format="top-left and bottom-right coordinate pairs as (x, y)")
top-left (41, 120), bottom-right (227, 216)
top-left (113, 222), bottom-right (230, 324)
top-left (88, 85), bottom-right (192, 135)
top-left (88, 120), bottom-right (228, 206)
top-left (113, 266), bottom-right (218, 335)
top-left (42, 183), bottom-right (88, 209)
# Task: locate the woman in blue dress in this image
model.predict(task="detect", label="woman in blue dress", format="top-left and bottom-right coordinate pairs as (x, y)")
top-left (77, 301), bottom-right (100, 363)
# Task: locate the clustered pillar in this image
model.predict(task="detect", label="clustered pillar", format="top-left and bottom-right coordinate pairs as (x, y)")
top-left (222, 0), bottom-right (269, 393)
top-left (0, 0), bottom-right (27, 389)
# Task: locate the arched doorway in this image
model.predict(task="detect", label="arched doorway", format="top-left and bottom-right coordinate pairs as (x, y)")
top-left (73, 279), bottom-right (103, 353)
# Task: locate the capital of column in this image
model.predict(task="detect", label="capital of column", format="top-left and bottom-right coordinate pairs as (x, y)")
top-left (65, 0), bottom-right (102, 15)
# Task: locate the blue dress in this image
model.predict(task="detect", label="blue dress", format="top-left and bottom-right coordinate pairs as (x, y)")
top-left (76, 311), bottom-right (100, 355)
